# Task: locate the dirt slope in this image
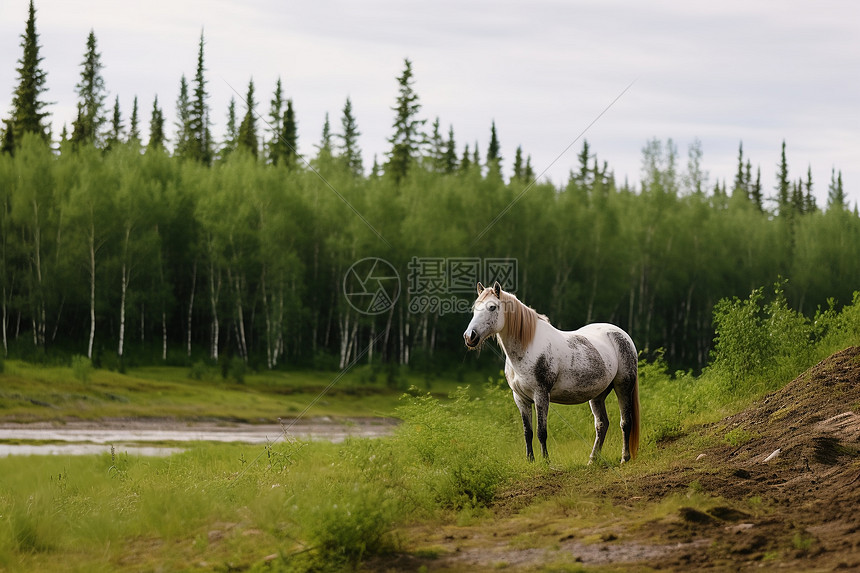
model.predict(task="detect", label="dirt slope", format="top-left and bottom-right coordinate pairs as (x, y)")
top-left (636, 345), bottom-right (860, 570)
top-left (376, 346), bottom-right (860, 572)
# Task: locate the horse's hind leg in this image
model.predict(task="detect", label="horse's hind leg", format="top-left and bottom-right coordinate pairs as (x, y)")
top-left (513, 393), bottom-right (535, 461)
top-left (535, 391), bottom-right (550, 460)
top-left (588, 385), bottom-right (613, 465)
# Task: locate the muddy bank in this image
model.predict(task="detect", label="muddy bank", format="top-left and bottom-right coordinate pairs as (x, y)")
top-left (0, 416), bottom-right (399, 456)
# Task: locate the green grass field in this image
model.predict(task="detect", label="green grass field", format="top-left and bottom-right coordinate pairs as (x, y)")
top-left (0, 360), bottom-right (483, 423)
top-left (0, 285), bottom-right (857, 571)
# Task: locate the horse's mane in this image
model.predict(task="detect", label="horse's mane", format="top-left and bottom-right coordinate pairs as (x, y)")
top-left (477, 288), bottom-right (549, 350)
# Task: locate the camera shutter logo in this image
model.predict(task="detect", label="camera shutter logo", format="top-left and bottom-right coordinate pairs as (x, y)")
top-left (343, 258), bottom-right (401, 315)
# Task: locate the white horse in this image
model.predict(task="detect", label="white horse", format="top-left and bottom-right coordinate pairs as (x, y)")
top-left (463, 281), bottom-right (640, 464)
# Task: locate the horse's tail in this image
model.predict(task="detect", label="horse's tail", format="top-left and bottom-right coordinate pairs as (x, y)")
top-left (630, 368), bottom-right (640, 460)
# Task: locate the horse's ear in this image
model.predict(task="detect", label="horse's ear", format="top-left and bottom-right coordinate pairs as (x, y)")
top-left (476, 282), bottom-right (485, 295)
top-left (493, 281), bottom-right (501, 298)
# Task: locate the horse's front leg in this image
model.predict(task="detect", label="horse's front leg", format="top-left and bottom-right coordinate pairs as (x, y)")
top-left (513, 393), bottom-right (535, 461)
top-left (535, 392), bottom-right (550, 461)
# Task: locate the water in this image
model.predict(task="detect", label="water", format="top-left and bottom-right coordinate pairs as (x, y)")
top-left (0, 418), bottom-right (398, 457)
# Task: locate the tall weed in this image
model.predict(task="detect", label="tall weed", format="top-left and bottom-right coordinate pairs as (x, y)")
top-left (395, 383), bottom-right (517, 508)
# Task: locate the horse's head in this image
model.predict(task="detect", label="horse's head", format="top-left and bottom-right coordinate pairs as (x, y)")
top-left (463, 281), bottom-right (504, 350)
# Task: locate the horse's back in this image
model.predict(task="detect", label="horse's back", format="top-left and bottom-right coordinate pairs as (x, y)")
top-left (571, 323), bottom-right (637, 381)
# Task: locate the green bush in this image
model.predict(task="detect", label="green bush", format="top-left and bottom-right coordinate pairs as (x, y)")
top-left (302, 481), bottom-right (398, 568)
top-left (815, 291), bottom-right (860, 354)
top-left (188, 360), bottom-right (208, 380)
top-left (710, 281), bottom-right (813, 392)
top-left (229, 356), bottom-right (246, 384)
top-left (71, 354), bottom-right (93, 383)
top-left (395, 384), bottom-right (516, 508)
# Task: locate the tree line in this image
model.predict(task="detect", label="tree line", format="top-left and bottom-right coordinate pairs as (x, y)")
top-left (1, 1), bottom-right (857, 372)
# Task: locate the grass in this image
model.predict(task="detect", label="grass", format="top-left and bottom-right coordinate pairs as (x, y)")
top-left (0, 283), bottom-right (857, 571)
top-left (0, 360), bottom-right (486, 422)
top-left (0, 358), bottom-right (842, 571)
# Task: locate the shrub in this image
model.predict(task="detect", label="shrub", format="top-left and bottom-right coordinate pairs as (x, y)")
top-left (710, 281), bottom-right (813, 392)
top-left (395, 384), bottom-right (516, 508)
top-left (229, 357), bottom-right (246, 384)
top-left (71, 354), bottom-right (93, 383)
top-left (188, 360), bottom-right (207, 380)
top-left (302, 481), bottom-right (398, 568)
top-left (815, 291), bottom-right (860, 354)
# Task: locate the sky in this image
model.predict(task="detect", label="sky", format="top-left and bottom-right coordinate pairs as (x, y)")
top-left (1, 0), bottom-right (859, 208)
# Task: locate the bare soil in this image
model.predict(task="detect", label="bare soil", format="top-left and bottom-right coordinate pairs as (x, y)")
top-left (376, 346), bottom-right (860, 572)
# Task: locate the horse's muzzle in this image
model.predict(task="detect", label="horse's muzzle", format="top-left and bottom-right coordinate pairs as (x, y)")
top-left (464, 329), bottom-right (480, 349)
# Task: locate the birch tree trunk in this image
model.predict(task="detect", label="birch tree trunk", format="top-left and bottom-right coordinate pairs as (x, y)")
top-left (338, 309), bottom-right (351, 369)
top-left (1, 286), bottom-right (7, 357)
top-left (118, 259), bottom-right (128, 358)
top-left (186, 260), bottom-right (196, 357)
top-left (209, 258), bottom-right (220, 360)
top-left (31, 199), bottom-right (46, 348)
top-left (87, 220), bottom-right (96, 359)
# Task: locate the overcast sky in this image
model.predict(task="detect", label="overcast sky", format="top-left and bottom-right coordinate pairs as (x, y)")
top-left (2, 0), bottom-right (858, 207)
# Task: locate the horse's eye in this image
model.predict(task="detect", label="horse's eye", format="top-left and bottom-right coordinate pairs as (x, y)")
top-left (488, 304), bottom-right (498, 312)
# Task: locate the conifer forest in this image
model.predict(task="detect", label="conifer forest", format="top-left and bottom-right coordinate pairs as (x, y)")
top-left (2, 2), bottom-right (858, 373)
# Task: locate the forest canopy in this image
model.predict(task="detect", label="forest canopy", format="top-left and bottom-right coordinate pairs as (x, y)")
top-left (1, 4), bottom-right (857, 372)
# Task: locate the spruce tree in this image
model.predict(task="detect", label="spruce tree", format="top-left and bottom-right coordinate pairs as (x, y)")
top-left (791, 179), bottom-right (805, 215)
top-left (128, 95), bottom-right (140, 146)
top-left (236, 79), bottom-right (258, 157)
top-left (486, 120), bottom-right (501, 176)
top-left (315, 112), bottom-right (332, 159)
top-left (71, 30), bottom-right (107, 147)
top-left (750, 166), bottom-right (763, 211)
top-left (523, 154), bottom-right (535, 182)
top-left (775, 140), bottom-right (791, 217)
top-left (282, 99), bottom-right (298, 168)
top-left (443, 125), bottom-right (457, 173)
top-left (386, 58), bottom-right (425, 181)
top-left (827, 168), bottom-right (847, 212)
top-left (576, 140), bottom-right (591, 187)
top-left (513, 145), bottom-right (524, 181)
top-left (427, 116), bottom-right (445, 172)
top-left (4, 0), bottom-right (51, 152)
top-left (105, 95), bottom-right (124, 151)
top-left (147, 95), bottom-right (166, 150)
top-left (732, 142), bottom-right (747, 199)
top-left (460, 143), bottom-right (471, 172)
top-left (266, 78), bottom-right (284, 165)
top-left (188, 30), bottom-right (213, 164)
top-left (220, 96), bottom-right (238, 159)
top-left (803, 167), bottom-right (817, 214)
top-left (337, 97), bottom-right (362, 175)
top-left (173, 75), bottom-right (192, 157)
